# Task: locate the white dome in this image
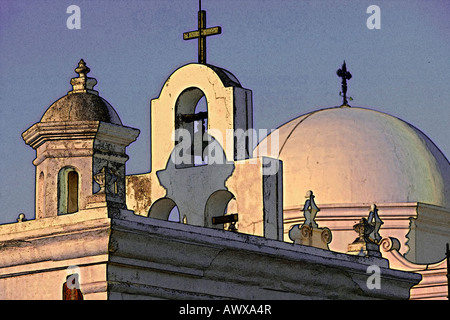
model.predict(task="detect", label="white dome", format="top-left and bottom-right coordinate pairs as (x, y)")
top-left (255, 106), bottom-right (450, 208)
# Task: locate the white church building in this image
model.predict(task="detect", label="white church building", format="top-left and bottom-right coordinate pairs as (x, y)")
top-left (0, 6), bottom-right (448, 300)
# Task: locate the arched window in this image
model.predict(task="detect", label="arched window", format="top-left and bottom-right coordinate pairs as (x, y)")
top-left (58, 167), bottom-right (79, 215)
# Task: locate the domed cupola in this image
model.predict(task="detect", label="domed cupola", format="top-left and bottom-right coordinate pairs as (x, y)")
top-left (40, 59), bottom-right (122, 125)
top-left (256, 106), bottom-right (450, 208)
top-left (22, 60), bottom-right (140, 219)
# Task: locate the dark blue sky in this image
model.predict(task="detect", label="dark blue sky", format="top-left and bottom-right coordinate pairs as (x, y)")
top-left (1, 0), bottom-right (449, 224)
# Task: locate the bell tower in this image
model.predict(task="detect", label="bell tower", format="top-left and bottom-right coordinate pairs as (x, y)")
top-left (126, 4), bottom-right (284, 240)
top-left (22, 60), bottom-right (140, 219)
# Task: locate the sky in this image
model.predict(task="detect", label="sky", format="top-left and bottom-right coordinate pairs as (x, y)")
top-left (0, 0), bottom-right (449, 224)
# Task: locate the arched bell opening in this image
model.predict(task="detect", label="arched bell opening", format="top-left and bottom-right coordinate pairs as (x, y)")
top-left (148, 197), bottom-right (183, 222)
top-left (204, 190), bottom-right (237, 230)
top-left (174, 87), bottom-right (209, 168)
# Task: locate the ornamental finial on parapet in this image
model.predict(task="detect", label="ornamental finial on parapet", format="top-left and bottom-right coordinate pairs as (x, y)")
top-left (289, 191), bottom-right (332, 250)
top-left (302, 190), bottom-right (320, 228)
top-left (347, 204), bottom-right (384, 257)
top-left (368, 204), bottom-right (384, 243)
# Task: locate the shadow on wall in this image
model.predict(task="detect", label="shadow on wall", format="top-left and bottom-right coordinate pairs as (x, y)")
top-left (149, 135), bottom-right (235, 228)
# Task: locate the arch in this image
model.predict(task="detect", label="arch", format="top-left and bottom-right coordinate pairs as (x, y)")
top-left (174, 87), bottom-right (209, 168)
top-left (204, 190), bottom-right (235, 229)
top-left (148, 197), bottom-right (180, 221)
top-left (58, 167), bottom-right (79, 215)
top-left (157, 64), bottom-right (241, 100)
top-left (175, 87), bottom-right (205, 117)
top-left (150, 63), bottom-right (252, 172)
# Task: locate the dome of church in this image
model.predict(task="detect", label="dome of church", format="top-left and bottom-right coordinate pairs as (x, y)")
top-left (254, 106), bottom-right (450, 208)
top-left (41, 93), bottom-right (122, 125)
top-left (40, 59), bottom-right (122, 125)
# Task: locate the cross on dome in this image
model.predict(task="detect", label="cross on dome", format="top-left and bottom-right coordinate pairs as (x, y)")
top-left (336, 61), bottom-right (352, 106)
top-left (183, 0), bottom-right (222, 64)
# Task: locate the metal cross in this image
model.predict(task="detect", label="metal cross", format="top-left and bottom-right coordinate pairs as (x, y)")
top-left (183, 0), bottom-right (222, 64)
top-left (336, 61), bottom-right (352, 105)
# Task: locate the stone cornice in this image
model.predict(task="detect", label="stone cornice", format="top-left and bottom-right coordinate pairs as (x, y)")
top-left (22, 121), bottom-right (140, 150)
top-left (96, 122), bottom-right (140, 147)
top-left (22, 121), bottom-right (101, 149)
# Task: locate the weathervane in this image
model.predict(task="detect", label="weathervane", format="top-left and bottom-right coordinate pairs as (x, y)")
top-left (336, 61), bottom-right (353, 106)
top-left (183, 0), bottom-right (222, 64)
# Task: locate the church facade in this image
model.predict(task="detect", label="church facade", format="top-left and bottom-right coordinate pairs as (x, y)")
top-left (0, 6), bottom-right (448, 300)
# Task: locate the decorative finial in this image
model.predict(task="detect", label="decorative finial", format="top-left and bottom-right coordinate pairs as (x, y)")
top-left (68, 59), bottom-right (98, 95)
top-left (367, 204), bottom-right (384, 243)
top-left (336, 61), bottom-right (352, 106)
top-left (302, 190), bottom-right (320, 228)
top-left (74, 59), bottom-right (90, 77)
top-left (288, 191), bottom-right (333, 250)
top-left (347, 204), bottom-right (384, 257)
top-left (353, 218), bottom-right (373, 243)
top-left (183, 0), bottom-right (222, 64)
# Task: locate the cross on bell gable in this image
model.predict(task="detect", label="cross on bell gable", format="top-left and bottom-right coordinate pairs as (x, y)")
top-left (183, 0), bottom-right (222, 64)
